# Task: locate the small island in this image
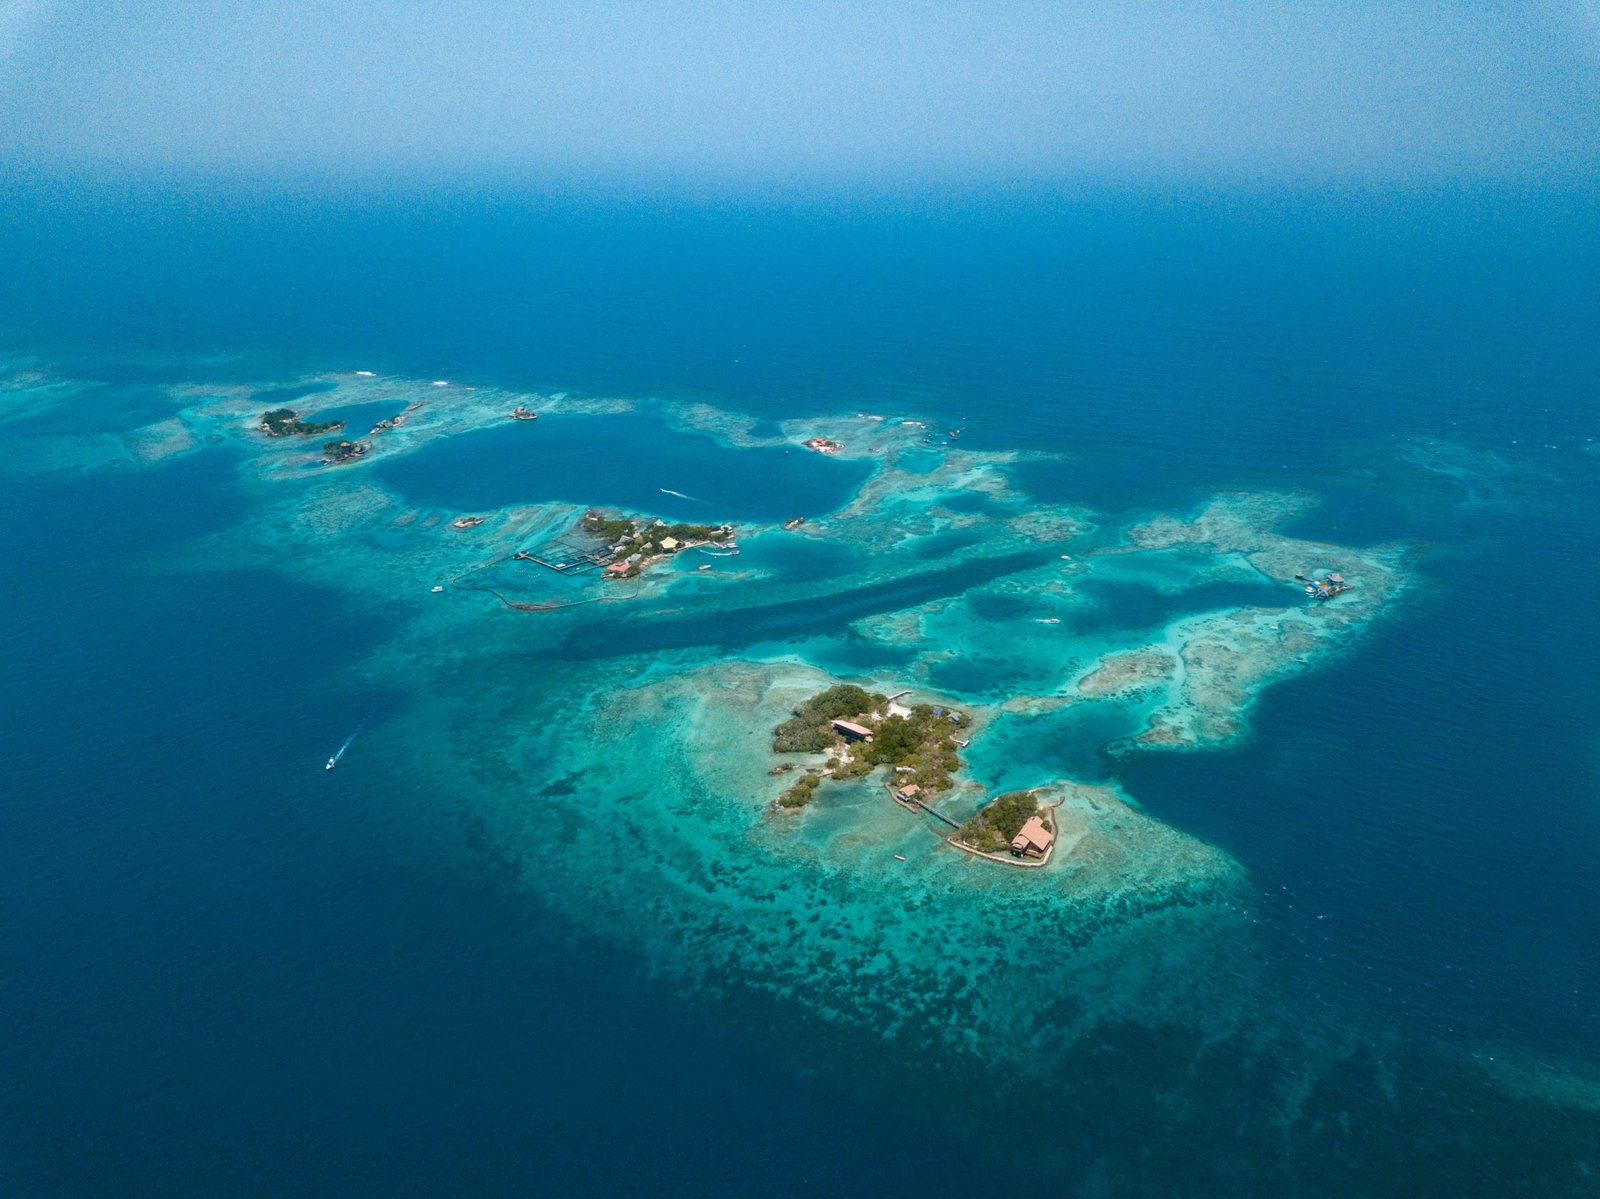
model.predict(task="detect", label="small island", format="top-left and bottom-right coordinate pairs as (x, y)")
top-left (583, 511), bottom-right (735, 580)
top-left (369, 402), bottom-right (422, 435)
top-left (802, 436), bottom-right (843, 455)
top-left (951, 789), bottom-right (1057, 865)
top-left (450, 515), bottom-right (485, 529)
top-left (508, 406), bottom-right (538, 421)
top-left (770, 684), bottom-right (967, 810)
top-left (321, 439), bottom-right (368, 465)
top-left (260, 407), bottom-right (344, 437)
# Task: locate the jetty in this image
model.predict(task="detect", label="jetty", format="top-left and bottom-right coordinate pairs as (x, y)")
top-left (886, 782), bottom-right (961, 828)
top-left (515, 530), bottom-right (611, 575)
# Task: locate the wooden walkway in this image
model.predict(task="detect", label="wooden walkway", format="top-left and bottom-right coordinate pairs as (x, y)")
top-left (512, 531), bottom-right (612, 575)
top-left (885, 783), bottom-right (961, 828)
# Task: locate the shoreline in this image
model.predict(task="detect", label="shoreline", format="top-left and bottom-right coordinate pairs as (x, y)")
top-left (945, 796), bottom-right (1065, 868)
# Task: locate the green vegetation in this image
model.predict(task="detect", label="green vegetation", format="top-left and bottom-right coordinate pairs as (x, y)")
top-left (581, 511), bottom-right (734, 564)
top-left (772, 684), bottom-right (884, 753)
top-left (956, 791), bottom-right (1044, 854)
top-left (777, 773), bottom-right (822, 809)
top-left (581, 512), bottom-right (634, 543)
top-left (322, 439), bottom-right (367, 464)
top-left (771, 686), bottom-right (970, 803)
top-left (260, 407), bottom-right (343, 437)
top-left (859, 705), bottom-right (965, 792)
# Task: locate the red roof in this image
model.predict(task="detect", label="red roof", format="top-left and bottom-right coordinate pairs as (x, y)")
top-left (1011, 815), bottom-right (1054, 852)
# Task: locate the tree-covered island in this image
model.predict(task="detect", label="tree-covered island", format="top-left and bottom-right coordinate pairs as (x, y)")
top-left (953, 789), bottom-right (1052, 856)
top-left (770, 683), bottom-right (969, 810)
top-left (321, 439), bottom-right (368, 464)
top-left (259, 407), bottom-right (344, 437)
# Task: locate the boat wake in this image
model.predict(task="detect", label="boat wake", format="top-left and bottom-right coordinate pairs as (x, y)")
top-left (660, 488), bottom-right (709, 504)
top-left (325, 726), bottom-right (362, 771)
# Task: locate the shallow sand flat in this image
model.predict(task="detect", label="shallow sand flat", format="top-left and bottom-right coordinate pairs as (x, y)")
top-left (124, 416), bottom-right (199, 464)
top-left (1077, 649), bottom-right (1180, 698)
top-left (375, 653), bottom-right (1261, 1065)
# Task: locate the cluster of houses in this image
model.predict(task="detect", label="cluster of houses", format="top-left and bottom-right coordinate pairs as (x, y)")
top-left (602, 535), bottom-right (683, 579)
top-left (815, 693), bottom-right (1060, 867)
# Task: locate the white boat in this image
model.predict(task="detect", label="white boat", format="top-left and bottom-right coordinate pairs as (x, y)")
top-left (325, 757), bottom-right (337, 771)
top-left (431, 585), bottom-right (444, 593)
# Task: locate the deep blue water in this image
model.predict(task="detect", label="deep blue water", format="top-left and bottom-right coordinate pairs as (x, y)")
top-left (376, 410), bottom-right (870, 521)
top-left (3, 179), bottom-right (1599, 1196)
top-left (0, 457), bottom-right (990, 1199)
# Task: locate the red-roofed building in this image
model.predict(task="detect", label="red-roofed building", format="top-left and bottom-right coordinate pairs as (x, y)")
top-left (830, 719), bottom-right (874, 743)
top-left (1010, 816), bottom-right (1054, 859)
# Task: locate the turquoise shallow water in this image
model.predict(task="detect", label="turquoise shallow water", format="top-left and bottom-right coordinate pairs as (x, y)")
top-left (2, 184), bottom-right (1599, 1197)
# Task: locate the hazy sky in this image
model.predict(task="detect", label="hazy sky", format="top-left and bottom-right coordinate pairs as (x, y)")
top-left (2, 0), bottom-right (1597, 188)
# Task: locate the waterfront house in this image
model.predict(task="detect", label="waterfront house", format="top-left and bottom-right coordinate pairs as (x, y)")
top-left (603, 561), bottom-right (632, 577)
top-left (1010, 816), bottom-right (1054, 859)
top-left (830, 719), bottom-right (874, 743)
top-left (660, 537), bottom-right (680, 551)
top-left (894, 783), bottom-right (921, 802)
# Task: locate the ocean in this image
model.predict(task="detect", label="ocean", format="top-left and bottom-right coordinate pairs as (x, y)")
top-left (2, 178), bottom-right (1598, 1197)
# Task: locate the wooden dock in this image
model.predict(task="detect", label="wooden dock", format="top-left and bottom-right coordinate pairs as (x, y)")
top-left (514, 531), bottom-right (612, 575)
top-left (885, 782), bottom-right (961, 828)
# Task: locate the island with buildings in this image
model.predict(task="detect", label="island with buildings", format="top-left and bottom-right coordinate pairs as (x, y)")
top-left (369, 402), bottom-right (423, 435)
top-left (583, 511), bottom-right (736, 580)
top-left (768, 683), bottom-right (1063, 868)
top-left (259, 407), bottom-right (344, 437)
top-left (321, 438), bottom-right (369, 464)
top-left (769, 684), bottom-right (967, 809)
top-left (951, 789), bottom-right (1057, 865)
